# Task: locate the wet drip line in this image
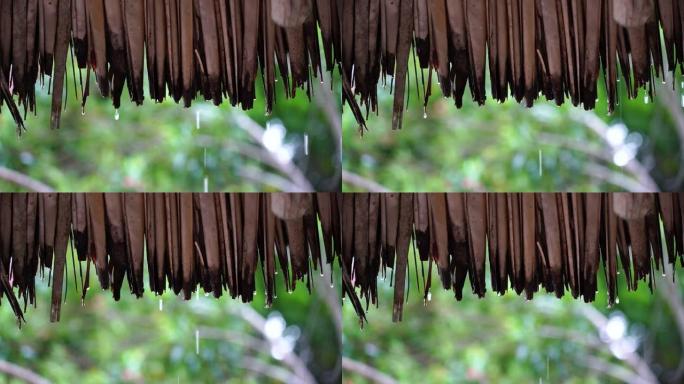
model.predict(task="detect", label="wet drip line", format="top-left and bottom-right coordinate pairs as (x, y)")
top-left (0, 192), bottom-right (340, 325)
top-left (342, 193), bottom-right (684, 324)
top-left (341, 0), bottom-right (684, 130)
top-left (0, 0), bottom-right (338, 131)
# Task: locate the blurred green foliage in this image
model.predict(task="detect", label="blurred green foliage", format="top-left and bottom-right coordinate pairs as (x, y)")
top-left (0, 244), bottom-right (340, 383)
top-left (0, 61), bottom-right (340, 192)
top-left (343, 248), bottom-right (684, 384)
top-left (343, 65), bottom-right (683, 192)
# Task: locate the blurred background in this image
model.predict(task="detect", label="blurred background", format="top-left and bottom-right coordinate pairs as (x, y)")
top-left (0, 246), bottom-right (341, 383)
top-left (0, 59), bottom-right (341, 192)
top-left (343, 245), bottom-right (684, 384)
top-left (343, 65), bottom-right (684, 192)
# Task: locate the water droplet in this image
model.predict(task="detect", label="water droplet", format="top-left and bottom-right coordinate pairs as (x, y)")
top-left (159, 298), bottom-right (163, 311)
top-left (195, 329), bottom-right (200, 355)
top-left (319, 273), bottom-right (324, 277)
top-left (81, 106), bottom-right (86, 116)
top-left (304, 134), bottom-right (309, 156)
top-left (274, 271), bottom-right (278, 275)
top-left (615, 297), bottom-right (620, 304)
top-left (203, 177), bottom-right (209, 193)
top-left (330, 283), bottom-right (334, 288)
top-left (114, 109), bottom-right (120, 121)
top-left (427, 292), bottom-right (432, 302)
top-left (680, 94), bottom-right (684, 108)
top-left (662, 273), bottom-right (666, 277)
top-left (196, 110), bottom-right (201, 130)
top-left (644, 95), bottom-right (649, 104)
top-left (539, 149), bottom-right (543, 177)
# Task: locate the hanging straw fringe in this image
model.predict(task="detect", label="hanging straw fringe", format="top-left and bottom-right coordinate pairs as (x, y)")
top-left (341, 0), bottom-right (684, 130)
top-left (0, 193), bottom-right (340, 325)
top-left (0, 0), bottom-right (337, 130)
top-left (343, 193), bottom-right (684, 323)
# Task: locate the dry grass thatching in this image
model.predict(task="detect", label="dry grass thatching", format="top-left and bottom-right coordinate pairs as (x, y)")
top-left (0, 193), bottom-right (340, 325)
top-left (342, 193), bottom-right (684, 322)
top-left (2, 1), bottom-right (679, 132)
top-left (342, 0), bottom-right (684, 130)
top-left (0, 0), bottom-right (338, 131)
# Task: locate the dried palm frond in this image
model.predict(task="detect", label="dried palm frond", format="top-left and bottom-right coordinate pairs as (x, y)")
top-left (0, 0), bottom-right (333, 131)
top-left (344, 193), bottom-right (684, 322)
top-left (0, 192), bottom-right (341, 326)
top-left (341, 0), bottom-right (684, 130)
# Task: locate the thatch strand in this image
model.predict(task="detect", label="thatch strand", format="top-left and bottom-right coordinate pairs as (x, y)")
top-left (343, 193), bottom-right (684, 323)
top-left (0, 0), bottom-right (337, 131)
top-left (0, 193), bottom-right (341, 325)
top-left (342, 0), bottom-right (684, 130)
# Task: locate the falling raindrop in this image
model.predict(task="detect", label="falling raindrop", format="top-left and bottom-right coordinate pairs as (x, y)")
top-left (195, 329), bottom-right (200, 355)
top-left (680, 95), bottom-right (684, 108)
top-left (114, 109), bottom-right (120, 121)
top-left (196, 110), bottom-right (201, 130)
top-left (538, 149), bottom-right (543, 177)
top-left (203, 177), bottom-right (209, 193)
top-left (644, 95), bottom-right (649, 104)
top-left (159, 298), bottom-right (163, 311)
top-left (304, 134), bottom-right (309, 156)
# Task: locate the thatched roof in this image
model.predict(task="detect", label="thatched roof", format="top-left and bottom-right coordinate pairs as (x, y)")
top-left (0, 193), bottom-right (340, 325)
top-left (3, 1), bottom-right (675, 132)
top-left (342, 193), bottom-right (684, 322)
top-left (342, 0), bottom-right (684, 130)
top-left (0, 0), bottom-right (338, 131)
